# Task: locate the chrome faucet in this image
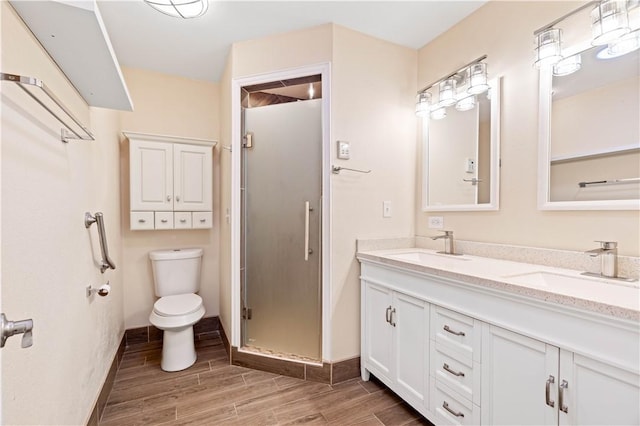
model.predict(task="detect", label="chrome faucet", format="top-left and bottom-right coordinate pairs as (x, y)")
top-left (584, 241), bottom-right (618, 279)
top-left (432, 230), bottom-right (456, 255)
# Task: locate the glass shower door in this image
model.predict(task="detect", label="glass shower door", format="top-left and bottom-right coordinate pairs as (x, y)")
top-left (242, 98), bottom-right (322, 361)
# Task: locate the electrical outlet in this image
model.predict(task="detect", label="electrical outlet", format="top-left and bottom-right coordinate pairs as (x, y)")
top-left (428, 216), bottom-right (444, 229)
top-left (337, 141), bottom-right (350, 159)
top-left (383, 201), bottom-right (392, 218)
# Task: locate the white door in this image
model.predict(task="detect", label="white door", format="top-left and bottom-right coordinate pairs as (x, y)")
top-left (559, 350), bottom-right (640, 425)
top-left (130, 139), bottom-right (173, 211)
top-left (173, 144), bottom-right (212, 212)
top-left (364, 282), bottom-right (394, 382)
top-left (394, 292), bottom-right (429, 409)
top-left (481, 324), bottom-right (559, 426)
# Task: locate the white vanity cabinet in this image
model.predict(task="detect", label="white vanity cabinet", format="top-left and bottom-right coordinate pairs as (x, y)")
top-left (359, 256), bottom-right (640, 426)
top-left (362, 282), bottom-right (429, 411)
top-left (126, 133), bottom-right (216, 230)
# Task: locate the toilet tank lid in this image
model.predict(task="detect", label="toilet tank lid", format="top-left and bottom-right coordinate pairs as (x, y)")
top-left (149, 248), bottom-right (203, 261)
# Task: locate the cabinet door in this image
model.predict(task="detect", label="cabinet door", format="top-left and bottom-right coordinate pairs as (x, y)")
top-left (363, 282), bottom-right (394, 382)
top-left (481, 324), bottom-right (558, 426)
top-left (173, 144), bottom-right (212, 212)
top-left (560, 350), bottom-right (640, 426)
top-left (394, 292), bottom-right (429, 409)
top-left (130, 140), bottom-right (173, 211)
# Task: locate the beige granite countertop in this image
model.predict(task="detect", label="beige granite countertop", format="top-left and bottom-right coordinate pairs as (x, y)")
top-left (357, 247), bottom-right (640, 322)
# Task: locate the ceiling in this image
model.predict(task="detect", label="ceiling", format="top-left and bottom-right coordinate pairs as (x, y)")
top-left (96, 0), bottom-right (486, 83)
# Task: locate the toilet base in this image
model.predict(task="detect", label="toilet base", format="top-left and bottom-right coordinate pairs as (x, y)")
top-left (160, 326), bottom-right (197, 372)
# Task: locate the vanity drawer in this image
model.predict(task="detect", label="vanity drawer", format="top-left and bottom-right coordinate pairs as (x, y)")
top-left (432, 380), bottom-right (480, 426)
top-left (432, 343), bottom-right (480, 405)
top-left (432, 306), bottom-right (481, 361)
top-left (174, 212), bottom-right (192, 229)
top-left (154, 212), bottom-right (173, 230)
top-left (192, 211), bottom-right (212, 229)
top-left (131, 211), bottom-right (154, 230)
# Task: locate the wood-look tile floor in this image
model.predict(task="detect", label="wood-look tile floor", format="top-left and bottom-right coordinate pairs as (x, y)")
top-left (100, 333), bottom-right (433, 426)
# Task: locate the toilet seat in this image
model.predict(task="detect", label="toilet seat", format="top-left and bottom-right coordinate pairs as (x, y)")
top-left (153, 294), bottom-right (203, 317)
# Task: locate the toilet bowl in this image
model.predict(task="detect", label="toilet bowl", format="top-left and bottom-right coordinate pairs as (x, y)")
top-left (148, 248), bottom-right (205, 372)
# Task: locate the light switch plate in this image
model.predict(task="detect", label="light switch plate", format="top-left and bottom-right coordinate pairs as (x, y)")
top-left (383, 201), bottom-right (392, 218)
top-left (337, 141), bottom-right (350, 159)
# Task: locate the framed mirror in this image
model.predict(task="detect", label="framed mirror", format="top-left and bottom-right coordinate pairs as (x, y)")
top-left (538, 45), bottom-right (640, 210)
top-left (422, 77), bottom-right (501, 211)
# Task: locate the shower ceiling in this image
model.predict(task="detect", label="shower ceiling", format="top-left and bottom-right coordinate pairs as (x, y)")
top-left (96, 1), bottom-right (486, 83)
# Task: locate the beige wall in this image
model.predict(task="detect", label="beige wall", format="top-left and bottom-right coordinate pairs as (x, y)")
top-left (416, 1), bottom-right (640, 256)
top-left (219, 24), bottom-right (417, 361)
top-left (1, 3), bottom-right (123, 424)
top-left (119, 67), bottom-right (221, 328)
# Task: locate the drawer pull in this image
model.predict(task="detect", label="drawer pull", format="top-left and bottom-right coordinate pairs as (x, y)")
top-left (443, 363), bottom-right (465, 377)
top-left (161, 219), bottom-right (168, 223)
top-left (545, 375), bottom-right (555, 408)
top-left (390, 308), bottom-right (396, 327)
top-left (559, 379), bottom-right (569, 413)
top-left (180, 219), bottom-right (187, 223)
top-left (443, 401), bottom-right (464, 418)
top-left (385, 306), bottom-right (392, 324)
top-left (200, 218), bottom-right (206, 223)
top-left (443, 325), bottom-right (465, 336)
top-left (138, 219), bottom-right (146, 223)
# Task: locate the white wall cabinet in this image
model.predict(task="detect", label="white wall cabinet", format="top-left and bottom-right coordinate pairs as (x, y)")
top-left (126, 133), bottom-right (216, 230)
top-left (359, 259), bottom-right (640, 425)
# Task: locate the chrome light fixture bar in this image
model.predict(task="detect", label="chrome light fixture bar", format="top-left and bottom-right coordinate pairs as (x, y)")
top-left (144, 0), bottom-right (209, 18)
top-left (415, 55), bottom-right (488, 117)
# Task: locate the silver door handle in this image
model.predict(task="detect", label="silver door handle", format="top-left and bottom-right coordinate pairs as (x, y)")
top-left (304, 201), bottom-right (310, 261)
top-left (443, 363), bottom-right (465, 377)
top-left (443, 325), bottom-right (465, 336)
top-left (442, 401), bottom-right (464, 418)
top-left (389, 308), bottom-right (397, 327)
top-left (385, 306), bottom-right (392, 324)
top-left (559, 379), bottom-right (568, 413)
top-left (1, 313), bottom-right (33, 348)
top-left (545, 375), bottom-right (555, 408)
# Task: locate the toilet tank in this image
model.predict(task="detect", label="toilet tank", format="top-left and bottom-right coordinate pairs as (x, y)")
top-left (149, 248), bottom-right (203, 297)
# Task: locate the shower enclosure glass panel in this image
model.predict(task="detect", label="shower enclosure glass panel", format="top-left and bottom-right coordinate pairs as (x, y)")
top-left (242, 98), bottom-right (322, 361)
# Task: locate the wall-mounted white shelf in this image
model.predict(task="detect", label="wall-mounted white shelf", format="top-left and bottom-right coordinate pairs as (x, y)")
top-left (550, 144), bottom-right (640, 164)
top-left (9, 0), bottom-right (133, 111)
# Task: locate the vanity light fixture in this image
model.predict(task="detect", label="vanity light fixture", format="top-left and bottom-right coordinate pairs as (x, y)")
top-left (438, 78), bottom-right (457, 107)
top-left (553, 53), bottom-right (582, 76)
top-left (591, 0), bottom-right (630, 45)
top-left (535, 28), bottom-right (564, 68)
top-left (415, 92), bottom-right (431, 117)
top-left (415, 55), bottom-right (489, 119)
top-left (144, 0), bottom-right (209, 18)
top-left (597, 29), bottom-right (640, 57)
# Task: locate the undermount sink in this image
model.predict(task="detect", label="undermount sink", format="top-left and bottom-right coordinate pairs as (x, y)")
top-left (388, 251), bottom-right (471, 264)
top-left (502, 271), bottom-right (640, 304)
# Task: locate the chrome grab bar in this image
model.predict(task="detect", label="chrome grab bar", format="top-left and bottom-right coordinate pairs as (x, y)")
top-left (85, 212), bottom-right (116, 273)
top-left (304, 201), bottom-right (310, 261)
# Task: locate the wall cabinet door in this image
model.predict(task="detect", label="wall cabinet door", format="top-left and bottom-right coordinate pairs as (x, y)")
top-left (173, 144), bottom-right (212, 212)
top-left (394, 292), bottom-right (429, 408)
top-left (130, 140), bottom-right (173, 211)
top-left (363, 282), bottom-right (394, 382)
top-left (481, 324), bottom-right (559, 426)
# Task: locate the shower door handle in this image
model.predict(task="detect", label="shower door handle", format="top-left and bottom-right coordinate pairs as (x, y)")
top-left (304, 201), bottom-right (310, 261)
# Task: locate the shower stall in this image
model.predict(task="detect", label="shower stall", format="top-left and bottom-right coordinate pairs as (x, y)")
top-left (239, 77), bottom-right (323, 362)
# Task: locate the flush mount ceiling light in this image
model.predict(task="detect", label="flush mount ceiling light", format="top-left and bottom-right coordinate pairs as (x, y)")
top-left (591, 0), bottom-right (630, 45)
top-left (415, 92), bottom-right (431, 118)
top-left (534, 28), bottom-right (563, 68)
top-left (144, 0), bottom-right (209, 19)
top-left (553, 53), bottom-right (582, 76)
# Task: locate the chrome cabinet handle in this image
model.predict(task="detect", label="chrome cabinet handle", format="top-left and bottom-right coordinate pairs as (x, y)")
top-left (443, 325), bottom-right (465, 336)
top-left (304, 201), bottom-right (310, 261)
top-left (559, 379), bottom-right (568, 413)
top-left (442, 401), bottom-right (464, 418)
top-left (385, 306), bottom-right (392, 324)
top-left (161, 219), bottom-right (168, 223)
top-left (200, 219), bottom-right (206, 223)
top-left (167, 195), bottom-right (171, 202)
top-left (545, 375), bottom-right (555, 408)
top-left (180, 219), bottom-right (187, 223)
top-left (176, 195), bottom-right (181, 202)
top-left (443, 363), bottom-right (465, 377)
top-left (138, 219), bottom-right (146, 223)
top-left (390, 308), bottom-right (396, 327)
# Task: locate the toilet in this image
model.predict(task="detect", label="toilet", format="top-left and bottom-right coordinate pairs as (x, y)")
top-left (149, 248), bottom-right (205, 372)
